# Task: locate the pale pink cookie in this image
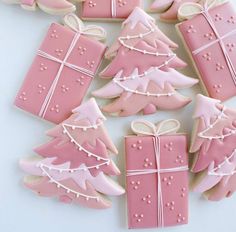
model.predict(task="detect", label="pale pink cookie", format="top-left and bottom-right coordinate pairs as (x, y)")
top-left (93, 8), bottom-right (198, 117)
top-left (190, 94), bottom-right (236, 201)
top-left (14, 14), bottom-right (106, 124)
top-left (20, 98), bottom-right (125, 209)
top-left (177, 0), bottom-right (236, 101)
top-left (125, 119), bottom-right (189, 229)
top-left (78, 0), bottom-right (141, 21)
top-left (150, 0), bottom-right (199, 22)
top-left (3, 0), bottom-right (76, 15)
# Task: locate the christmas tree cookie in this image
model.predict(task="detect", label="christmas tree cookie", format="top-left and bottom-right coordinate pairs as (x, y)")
top-left (20, 98), bottom-right (125, 209)
top-left (78, 0), bottom-right (141, 21)
top-left (190, 94), bottom-right (236, 201)
top-left (93, 7), bottom-right (198, 117)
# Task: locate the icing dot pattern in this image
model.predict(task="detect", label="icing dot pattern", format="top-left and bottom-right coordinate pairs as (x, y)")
top-left (55, 49), bottom-right (63, 57)
top-left (202, 52), bottom-right (211, 61)
top-left (175, 155), bottom-right (184, 164)
top-left (227, 16), bottom-right (235, 24)
top-left (186, 25), bottom-right (196, 33)
top-left (216, 62), bottom-right (225, 71)
top-left (88, 1), bottom-right (96, 8)
top-left (164, 142), bottom-right (173, 152)
top-left (204, 32), bottom-right (214, 41)
top-left (177, 213), bottom-right (186, 223)
top-left (40, 63), bottom-right (48, 71)
top-left (143, 158), bottom-right (152, 168)
top-left (78, 46), bottom-right (87, 55)
top-left (181, 187), bottom-right (186, 198)
top-left (87, 60), bottom-right (95, 69)
top-left (50, 104), bottom-right (60, 113)
top-left (142, 194), bottom-right (152, 204)
top-left (165, 201), bottom-right (175, 211)
top-left (214, 14), bottom-right (223, 21)
top-left (50, 29), bottom-right (59, 39)
top-left (162, 175), bottom-right (174, 186)
top-left (38, 84), bottom-right (46, 94)
top-left (118, 0), bottom-right (127, 7)
top-left (130, 180), bottom-right (141, 190)
top-left (76, 76), bottom-right (85, 86)
top-left (19, 92), bottom-right (27, 101)
top-left (131, 139), bottom-right (143, 150)
top-left (227, 43), bottom-right (235, 52)
top-left (61, 85), bottom-right (69, 93)
top-left (213, 84), bottom-right (222, 93)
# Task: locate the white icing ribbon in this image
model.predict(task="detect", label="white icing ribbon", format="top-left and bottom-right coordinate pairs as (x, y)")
top-left (38, 13), bottom-right (106, 119)
top-left (111, 0), bottom-right (117, 18)
top-left (126, 119), bottom-right (188, 228)
top-left (179, 0), bottom-right (236, 85)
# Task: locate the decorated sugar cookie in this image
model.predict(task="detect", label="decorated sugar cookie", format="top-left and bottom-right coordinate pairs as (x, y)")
top-left (125, 119), bottom-right (189, 228)
top-left (78, 0), bottom-right (141, 21)
top-left (190, 94), bottom-right (236, 201)
top-left (150, 0), bottom-right (199, 22)
top-left (177, 0), bottom-right (236, 101)
top-left (20, 98), bottom-right (125, 209)
top-left (3, 0), bottom-right (77, 15)
top-left (93, 7), bottom-right (198, 117)
top-left (14, 14), bottom-right (106, 124)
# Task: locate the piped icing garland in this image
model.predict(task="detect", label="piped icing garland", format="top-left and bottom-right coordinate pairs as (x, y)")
top-left (39, 165), bottom-right (100, 202)
top-left (198, 107), bottom-right (236, 140)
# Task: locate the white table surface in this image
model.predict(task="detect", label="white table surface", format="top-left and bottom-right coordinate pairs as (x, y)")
top-left (1, 1), bottom-right (236, 232)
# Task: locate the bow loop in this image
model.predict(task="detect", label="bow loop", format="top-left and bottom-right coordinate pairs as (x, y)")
top-left (178, 0), bottom-right (226, 20)
top-left (131, 119), bottom-right (181, 137)
top-left (63, 13), bottom-right (106, 41)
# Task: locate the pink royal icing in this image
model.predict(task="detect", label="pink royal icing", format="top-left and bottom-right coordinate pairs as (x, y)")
top-left (93, 8), bottom-right (198, 117)
top-left (178, 1), bottom-right (236, 101)
top-left (14, 15), bottom-right (106, 124)
top-left (80, 0), bottom-right (141, 20)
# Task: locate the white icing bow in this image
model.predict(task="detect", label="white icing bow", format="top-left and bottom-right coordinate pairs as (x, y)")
top-left (64, 13), bottom-right (107, 40)
top-left (178, 0), bottom-right (227, 20)
top-left (131, 119), bottom-right (181, 137)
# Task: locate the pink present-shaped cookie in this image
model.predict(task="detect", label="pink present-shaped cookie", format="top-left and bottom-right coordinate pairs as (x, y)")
top-left (79, 0), bottom-right (141, 20)
top-left (125, 119), bottom-right (189, 229)
top-left (177, 0), bottom-right (236, 101)
top-left (15, 14), bottom-right (106, 124)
